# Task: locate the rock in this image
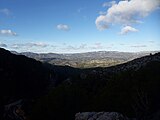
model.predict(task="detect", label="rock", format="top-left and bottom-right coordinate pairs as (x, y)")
top-left (75, 112), bottom-right (131, 120)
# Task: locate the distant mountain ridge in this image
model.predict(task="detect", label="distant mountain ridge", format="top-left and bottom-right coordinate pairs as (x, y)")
top-left (12, 50), bottom-right (159, 68)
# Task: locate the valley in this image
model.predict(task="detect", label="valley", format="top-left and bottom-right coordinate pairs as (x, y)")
top-left (1, 48), bottom-right (160, 120)
top-left (14, 51), bottom-right (158, 68)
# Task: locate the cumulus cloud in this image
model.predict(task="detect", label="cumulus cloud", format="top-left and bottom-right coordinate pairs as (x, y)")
top-left (120, 26), bottom-right (138, 35)
top-left (103, 1), bottom-right (116, 7)
top-left (96, 16), bottom-right (109, 30)
top-left (0, 8), bottom-right (11, 16)
top-left (0, 43), bottom-right (7, 48)
top-left (96, 0), bottom-right (160, 31)
top-left (99, 11), bottom-right (107, 15)
top-left (0, 30), bottom-right (17, 36)
top-left (57, 24), bottom-right (70, 31)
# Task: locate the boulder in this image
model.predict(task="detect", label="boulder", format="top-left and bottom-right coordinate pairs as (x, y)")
top-left (75, 112), bottom-right (131, 120)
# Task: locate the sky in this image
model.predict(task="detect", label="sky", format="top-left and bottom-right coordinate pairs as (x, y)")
top-left (0, 0), bottom-right (160, 53)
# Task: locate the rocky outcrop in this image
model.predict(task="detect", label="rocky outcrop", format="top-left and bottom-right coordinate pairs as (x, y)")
top-left (75, 112), bottom-right (134, 120)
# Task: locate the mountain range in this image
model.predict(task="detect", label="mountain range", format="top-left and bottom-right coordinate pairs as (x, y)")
top-left (12, 50), bottom-right (159, 68)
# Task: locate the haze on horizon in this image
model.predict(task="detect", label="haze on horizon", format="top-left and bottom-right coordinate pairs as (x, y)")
top-left (0, 0), bottom-right (160, 53)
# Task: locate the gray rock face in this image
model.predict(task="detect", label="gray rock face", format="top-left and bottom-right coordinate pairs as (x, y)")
top-left (75, 112), bottom-right (131, 120)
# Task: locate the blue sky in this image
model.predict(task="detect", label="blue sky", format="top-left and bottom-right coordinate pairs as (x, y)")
top-left (0, 0), bottom-right (160, 53)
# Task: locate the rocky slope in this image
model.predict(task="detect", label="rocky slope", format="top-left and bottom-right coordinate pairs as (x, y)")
top-left (75, 112), bottom-right (131, 120)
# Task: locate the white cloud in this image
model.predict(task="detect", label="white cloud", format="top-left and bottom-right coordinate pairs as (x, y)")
top-left (11, 42), bottom-right (48, 49)
top-left (131, 45), bottom-right (147, 48)
top-left (103, 1), bottom-right (116, 7)
top-left (27, 42), bottom-right (48, 48)
top-left (120, 26), bottom-right (138, 35)
top-left (90, 43), bottom-right (104, 49)
top-left (0, 8), bottom-right (11, 16)
top-left (0, 29), bottom-right (17, 36)
top-left (77, 7), bottom-right (85, 13)
top-left (99, 11), bottom-right (107, 15)
top-left (65, 44), bottom-right (87, 51)
top-left (57, 24), bottom-right (70, 31)
top-left (95, 15), bottom-right (109, 30)
top-left (0, 42), bottom-right (7, 48)
top-left (11, 44), bottom-right (20, 49)
top-left (96, 0), bottom-right (160, 31)
top-left (64, 43), bottom-right (106, 51)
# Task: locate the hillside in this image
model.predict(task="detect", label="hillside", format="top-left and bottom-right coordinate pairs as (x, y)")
top-left (30, 52), bottom-right (160, 120)
top-left (0, 48), bottom-right (54, 119)
top-left (1, 48), bottom-right (160, 120)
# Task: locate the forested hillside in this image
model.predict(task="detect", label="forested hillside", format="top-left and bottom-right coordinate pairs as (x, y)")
top-left (30, 53), bottom-right (160, 120)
